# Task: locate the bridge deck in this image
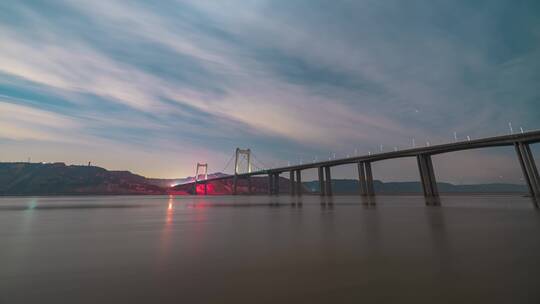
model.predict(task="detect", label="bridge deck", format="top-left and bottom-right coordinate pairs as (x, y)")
top-left (182, 130), bottom-right (540, 185)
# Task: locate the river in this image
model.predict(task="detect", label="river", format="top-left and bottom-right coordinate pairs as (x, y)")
top-left (1, 195), bottom-right (539, 303)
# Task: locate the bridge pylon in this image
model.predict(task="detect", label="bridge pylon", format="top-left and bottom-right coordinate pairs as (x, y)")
top-left (194, 162), bottom-right (208, 195)
top-left (233, 148), bottom-right (252, 194)
top-left (234, 148), bottom-right (252, 175)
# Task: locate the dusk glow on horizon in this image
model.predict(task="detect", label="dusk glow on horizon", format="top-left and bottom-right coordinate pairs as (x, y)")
top-left (1, 1), bottom-right (539, 183)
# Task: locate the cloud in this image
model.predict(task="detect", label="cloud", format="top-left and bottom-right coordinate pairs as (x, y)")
top-left (0, 0), bottom-right (538, 179)
top-left (0, 101), bottom-right (79, 141)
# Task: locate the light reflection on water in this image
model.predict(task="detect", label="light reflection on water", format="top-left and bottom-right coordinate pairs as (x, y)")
top-left (156, 197), bottom-right (175, 273)
top-left (0, 195), bottom-right (539, 303)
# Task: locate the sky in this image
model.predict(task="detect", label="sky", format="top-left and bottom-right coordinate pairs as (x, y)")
top-left (1, 0), bottom-right (539, 183)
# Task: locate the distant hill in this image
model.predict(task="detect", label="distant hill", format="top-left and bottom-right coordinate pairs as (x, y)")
top-left (0, 162), bottom-right (528, 195)
top-left (0, 162), bottom-right (167, 195)
top-left (303, 179), bottom-right (528, 194)
top-left (0, 162), bottom-right (236, 195)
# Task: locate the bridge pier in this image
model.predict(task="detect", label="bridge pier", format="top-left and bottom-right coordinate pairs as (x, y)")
top-left (289, 171), bottom-right (296, 195)
top-left (267, 173), bottom-right (280, 195)
top-left (268, 174), bottom-right (273, 195)
top-left (324, 166), bottom-right (333, 196)
top-left (516, 142), bottom-right (540, 198)
top-left (417, 154), bottom-right (439, 199)
top-left (233, 175), bottom-right (238, 195)
top-left (358, 162), bottom-right (367, 196)
top-left (366, 162), bottom-right (375, 196)
top-left (274, 173), bottom-right (280, 195)
top-left (318, 167), bottom-right (325, 196)
top-left (192, 181), bottom-right (208, 195)
top-left (296, 170), bottom-right (302, 196)
top-left (357, 162), bottom-right (375, 196)
top-left (247, 176), bottom-right (252, 194)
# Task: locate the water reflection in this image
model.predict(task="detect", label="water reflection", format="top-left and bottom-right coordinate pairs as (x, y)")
top-left (269, 196), bottom-right (281, 207)
top-left (166, 197), bottom-right (174, 224)
top-left (1, 198), bottom-right (39, 279)
top-left (319, 197), bottom-right (337, 263)
top-left (531, 197), bottom-right (539, 208)
top-left (184, 197), bottom-right (209, 259)
top-left (425, 196), bottom-right (441, 206)
top-left (290, 196), bottom-right (303, 207)
top-left (27, 198), bottom-right (38, 210)
top-left (2, 195), bottom-right (540, 303)
top-left (155, 196), bottom-right (175, 273)
top-left (318, 196), bottom-right (334, 210)
top-left (360, 201), bottom-right (381, 256)
top-left (361, 195), bottom-right (377, 207)
top-left (425, 208), bottom-right (452, 262)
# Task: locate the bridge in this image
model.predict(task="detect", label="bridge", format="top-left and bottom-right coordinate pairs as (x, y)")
top-left (183, 131), bottom-right (540, 200)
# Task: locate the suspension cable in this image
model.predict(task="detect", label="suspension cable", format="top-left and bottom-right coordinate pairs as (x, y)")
top-left (220, 152), bottom-right (236, 174)
top-left (251, 152), bottom-right (270, 170)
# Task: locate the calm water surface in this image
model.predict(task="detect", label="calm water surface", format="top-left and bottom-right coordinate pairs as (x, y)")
top-left (1, 195), bottom-right (539, 303)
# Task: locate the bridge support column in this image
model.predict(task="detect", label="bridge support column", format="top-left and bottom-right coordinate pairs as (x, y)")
top-left (233, 175), bottom-right (238, 195)
top-left (358, 162), bottom-right (375, 196)
top-left (268, 174), bottom-right (273, 195)
top-left (247, 176), bottom-right (252, 195)
top-left (324, 166), bottom-right (333, 196)
top-left (417, 154), bottom-right (439, 198)
top-left (289, 171), bottom-right (296, 195)
top-left (296, 170), bottom-right (302, 196)
top-left (516, 142), bottom-right (540, 198)
top-left (358, 162), bottom-right (367, 196)
top-left (318, 167), bottom-right (326, 196)
top-left (365, 162), bottom-right (375, 196)
top-left (274, 173), bottom-right (280, 195)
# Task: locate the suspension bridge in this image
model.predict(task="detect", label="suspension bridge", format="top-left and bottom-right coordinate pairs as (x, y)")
top-left (180, 131), bottom-right (540, 201)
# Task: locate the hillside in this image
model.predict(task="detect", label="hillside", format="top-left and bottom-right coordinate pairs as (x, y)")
top-left (303, 179), bottom-right (528, 194)
top-left (0, 162), bottom-right (165, 195)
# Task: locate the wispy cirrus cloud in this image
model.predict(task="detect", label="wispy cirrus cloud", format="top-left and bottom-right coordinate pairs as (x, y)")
top-left (0, 101), bottom-right (79, 142)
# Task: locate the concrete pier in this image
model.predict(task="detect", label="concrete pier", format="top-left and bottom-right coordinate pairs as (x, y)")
top-left (365, 162), bottom-right (375, 196)
top-left (289, 171), bottom-right (296, 195)
top-left (357, 161), bottom-right (375, 196)
top-left (417, 154), bottom-right (439, 198)
top-left (274, 173), bottom-right (280, 195)
top-left (295, 170), bottom-right (302, 195)
top-left (318, 167), bottom-right (325, 196)
top-left (233, 175), bottom-right (238, 195)
top-left (516, 143), bottom-right (540, 198)
top-left (267, 174), bottom-right (273, 195)
top-left (357, 162), bottom-right (367, 196)
top-left (324, 166), bottom-right (332, 196)
top-left (358, 162), bottom-right (375, 196)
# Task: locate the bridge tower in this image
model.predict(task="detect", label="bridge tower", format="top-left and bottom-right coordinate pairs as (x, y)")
top-left (234, 148), bottom-right (252, 175)
top-left (233, 148), bottom-right (252, 194)
top-left (194, 162), bottom-right (208, 195)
